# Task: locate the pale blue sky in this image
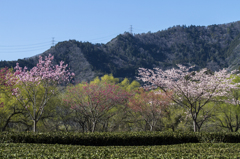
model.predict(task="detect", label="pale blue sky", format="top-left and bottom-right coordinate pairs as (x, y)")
top-left (0, 0), bottom-right (239, 61)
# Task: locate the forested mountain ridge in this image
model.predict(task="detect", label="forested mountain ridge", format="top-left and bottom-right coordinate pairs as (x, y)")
top-left (2, 21), bottom-right (240, 83)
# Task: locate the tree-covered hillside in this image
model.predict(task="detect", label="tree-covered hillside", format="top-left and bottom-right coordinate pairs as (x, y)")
top-left (1, 21), bottom-right (240, 83)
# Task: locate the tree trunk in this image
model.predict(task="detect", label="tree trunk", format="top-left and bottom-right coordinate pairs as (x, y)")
top-left (92, 121), bottom-right (96, 132)
top-left (33, 95), bottom-right (36, 132)
top-left (192, 112), bottom-right (200, 132)
top-left (235, 115), bottom-right (239, 132)
top-left (149, 125), bottom-right (153, 131)
top-left (171, 125), bottom-right (175, 132)
top-left (33, 120), bottom-right (37, 132)
top-left (193, 120), bottom-right (198, 132)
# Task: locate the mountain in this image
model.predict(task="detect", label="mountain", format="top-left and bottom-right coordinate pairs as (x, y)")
top-left (2, 21), bottom-right (240, 83)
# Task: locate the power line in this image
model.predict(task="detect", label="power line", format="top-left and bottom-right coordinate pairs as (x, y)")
top-left (0, 41), bottom-right (51, 47)
top-left (0, 39), bottom-right (53, 53)
top-left (0, 44), bottom-right (51, 50)
top-left (0, 47), bottom-right (50, 53)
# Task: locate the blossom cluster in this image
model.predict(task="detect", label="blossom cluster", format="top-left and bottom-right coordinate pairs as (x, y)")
top-left (64, 82), bottom-right (131, 112)
top-left (14, 54), bottom-right (74, 84)
top-left (138, 64), bottom-right (239, 103)
top-left (12, 54), bottom-right (75, 95)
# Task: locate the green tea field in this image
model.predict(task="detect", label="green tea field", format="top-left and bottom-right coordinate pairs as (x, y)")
top-left (1, 143), bottom-right (240, 158)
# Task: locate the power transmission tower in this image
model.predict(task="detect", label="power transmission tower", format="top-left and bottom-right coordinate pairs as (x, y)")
top-left (52, 37), bottom-right (55, 46)
top-left (130, 25), bottom-right (133, 35)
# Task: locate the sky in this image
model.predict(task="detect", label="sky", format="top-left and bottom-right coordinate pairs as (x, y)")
top-left (0, 0), bottom-right (240, 61)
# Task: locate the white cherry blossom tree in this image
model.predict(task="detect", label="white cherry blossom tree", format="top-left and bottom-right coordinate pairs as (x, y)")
top-left (138, 64), bottom-right (239, 132)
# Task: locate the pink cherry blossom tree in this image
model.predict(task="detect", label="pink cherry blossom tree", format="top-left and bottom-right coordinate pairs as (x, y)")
top-left (138, 64), bottom-right (239, 132)
top-left (127, 88), bottom-right (172, 131)
top-left (63, 82), bottom-right (132, 132)
top-left (12, 54), bottom-right (74, 132)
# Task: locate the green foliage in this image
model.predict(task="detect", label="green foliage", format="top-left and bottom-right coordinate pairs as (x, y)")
top-left (89, 74), bottom-right (140, 92)
top-left (0, 92), bottom-right (29, 132)
top-left (90, 74), bottom-right (119, 84)
top-left (10, 81), bottom-right (61, 132)
top-left (0, 69), bottom-right (29, 132)
top-left (214, 100), bottom-right (240, 132)
top-left (162, 103), bottom-right (184, 132)
top-left (118, 78), bottom-right (141, 91)
top-left (212, 74), bottom-right (240, 132)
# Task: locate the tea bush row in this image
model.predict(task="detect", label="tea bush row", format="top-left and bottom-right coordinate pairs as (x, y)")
top-left (1, 143), bottom-right (240, 158)
top-left (1, 131), bottom-right (240, 145)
